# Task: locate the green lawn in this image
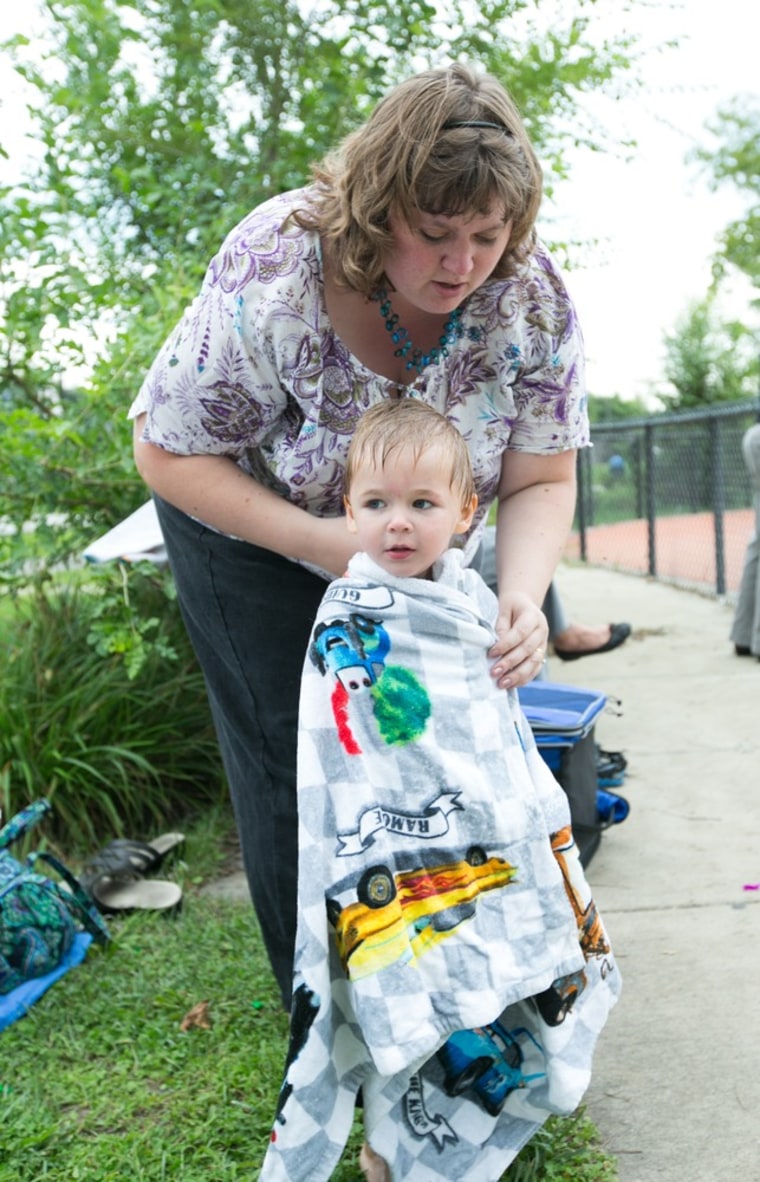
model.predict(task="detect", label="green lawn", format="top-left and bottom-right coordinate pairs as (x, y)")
top-left (1, 822), bottom-right (618, 1181)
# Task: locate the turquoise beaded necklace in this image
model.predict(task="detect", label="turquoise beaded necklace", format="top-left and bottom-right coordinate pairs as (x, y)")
top-left (372, 289), bottom-right (481, 376)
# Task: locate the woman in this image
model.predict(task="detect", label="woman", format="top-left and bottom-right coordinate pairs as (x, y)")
top-left (131, 63), bottom-right (588, 1010)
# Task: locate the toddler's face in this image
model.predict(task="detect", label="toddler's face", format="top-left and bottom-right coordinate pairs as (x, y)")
top-left (345, 443), bottom-right (476, 578)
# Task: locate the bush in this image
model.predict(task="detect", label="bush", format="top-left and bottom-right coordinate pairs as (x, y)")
top-left (0, 563), bottom-right (225, 853)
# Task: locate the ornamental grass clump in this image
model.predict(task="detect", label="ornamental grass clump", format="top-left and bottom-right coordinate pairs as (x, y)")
top-left (0, 565), bottom-right (224, 853)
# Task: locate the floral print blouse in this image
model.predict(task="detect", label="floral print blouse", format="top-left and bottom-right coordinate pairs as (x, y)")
top-left (130, 187), bottom-right (589, 561)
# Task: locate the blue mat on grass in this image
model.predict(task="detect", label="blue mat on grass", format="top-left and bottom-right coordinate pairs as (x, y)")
top-left (0, 932), bottom-right (93, 1032)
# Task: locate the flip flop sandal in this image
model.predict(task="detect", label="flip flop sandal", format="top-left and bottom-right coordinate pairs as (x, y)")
top-left (84, 871), bottom-right (183, 915)
top-left (108, 832), bottom-right (185, 873)
top-left (83, 832), bottom-right (185, 880)
top-left (81, 836), bottom-right (184, 914)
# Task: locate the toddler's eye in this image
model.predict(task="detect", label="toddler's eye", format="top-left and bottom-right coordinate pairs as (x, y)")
top-left (413, 498), bottom-right (433, 510)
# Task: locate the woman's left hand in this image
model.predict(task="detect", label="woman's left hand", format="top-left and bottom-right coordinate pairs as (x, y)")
top-left (488, 590), bottom-right (549, 689)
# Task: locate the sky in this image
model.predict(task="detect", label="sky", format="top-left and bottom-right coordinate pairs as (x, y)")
top-left (545, 0), bottom-right (759, 404)
top-left (1, 0), bottom-right (758, 403)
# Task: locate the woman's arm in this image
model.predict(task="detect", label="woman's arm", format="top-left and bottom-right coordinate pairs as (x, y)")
top-left (133, 415), bottom-right (359, 578)
top-left (487, 447), bottom-right (578, 688)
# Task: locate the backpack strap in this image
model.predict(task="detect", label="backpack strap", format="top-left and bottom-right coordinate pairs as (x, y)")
top-left (29, 851), bottom-right (112, 947)
top-left (0, 799), bottom-right (52, 852)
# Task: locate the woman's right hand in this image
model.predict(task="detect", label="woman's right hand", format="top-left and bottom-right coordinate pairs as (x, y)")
top-left (488, 590), bottom-right (548, 689)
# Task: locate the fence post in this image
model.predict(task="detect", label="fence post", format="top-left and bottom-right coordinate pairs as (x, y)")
top-left (576, 449), bottom-right (588, 560)
top-left (645, 423), bottom-right (657, 576)
top-left (634, 434), bottom-right (643, 518)
top-left (710, 416), bottom-right (727, 595)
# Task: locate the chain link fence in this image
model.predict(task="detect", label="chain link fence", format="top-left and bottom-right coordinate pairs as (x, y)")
top-left (570, 399), bottom-right (760, 599)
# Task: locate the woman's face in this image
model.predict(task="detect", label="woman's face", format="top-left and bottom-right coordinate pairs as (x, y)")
top-left (383, 206), bottom-right (512, 315)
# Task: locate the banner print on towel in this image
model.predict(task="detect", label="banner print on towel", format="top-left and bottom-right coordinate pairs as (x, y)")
top-left (260, 551), bottom-right (620, 1182)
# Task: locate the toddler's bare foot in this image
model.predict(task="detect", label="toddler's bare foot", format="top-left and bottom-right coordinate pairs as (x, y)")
top-left (360, 1141), bottom-right (391, 1182)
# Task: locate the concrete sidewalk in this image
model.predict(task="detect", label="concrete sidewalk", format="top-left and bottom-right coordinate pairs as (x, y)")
top-left (552, 562), bottom-right (760, 1182)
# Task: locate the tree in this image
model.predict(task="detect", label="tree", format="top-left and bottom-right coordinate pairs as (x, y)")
top-left (654, 99), bottom-right (760, 417)
top-left (694, 96), bottom-right (760, 293)
top-left (4, 0), bottom-right (639, 285)
top-left (659, 296), bottom-right (756, 410)
top-left (587, 393), bottom-right (653, 423)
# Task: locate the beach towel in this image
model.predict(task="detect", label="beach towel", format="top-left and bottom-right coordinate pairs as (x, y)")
top-left (260, 551), bottom-right (620, 1181)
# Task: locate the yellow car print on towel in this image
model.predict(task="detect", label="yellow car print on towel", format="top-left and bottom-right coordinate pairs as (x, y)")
top-left (327, 847), bottom-right (518, 981)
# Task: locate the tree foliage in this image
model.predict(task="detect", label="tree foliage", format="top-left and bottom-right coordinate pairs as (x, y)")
top-left (5, 0), bottom-right (638, 286)
top-left (694, 95), bottom-right (760, 292)
top-left (587, 393), bottom-right (653, 423)
top-left (655, 96), bottom-right (760, 414)
top-left (660, 296), bottom-right (757, 411)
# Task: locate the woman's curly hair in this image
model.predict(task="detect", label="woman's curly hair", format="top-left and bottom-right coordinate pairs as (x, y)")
top-left (291, 62), bottom-right (543, 295)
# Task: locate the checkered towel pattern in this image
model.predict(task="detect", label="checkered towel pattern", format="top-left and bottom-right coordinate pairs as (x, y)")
top-left (260, 551), bottom-right (620, 1181)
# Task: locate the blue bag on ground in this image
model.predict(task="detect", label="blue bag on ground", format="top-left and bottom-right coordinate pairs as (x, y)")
top-left (0, 799), bottom-right (110, 995)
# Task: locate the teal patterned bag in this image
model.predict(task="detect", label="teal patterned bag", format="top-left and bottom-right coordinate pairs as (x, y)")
top-left (0, 799), bottom-right (111, 994)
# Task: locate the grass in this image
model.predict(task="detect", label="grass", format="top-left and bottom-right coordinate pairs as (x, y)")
top-left (0, 568), bottom-right (225, 852)
top-left (1, 814), bottom-right (619, 1182)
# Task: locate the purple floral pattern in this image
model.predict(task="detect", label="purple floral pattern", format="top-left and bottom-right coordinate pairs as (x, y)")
top-left (130, 187), bottom-right (589, 551)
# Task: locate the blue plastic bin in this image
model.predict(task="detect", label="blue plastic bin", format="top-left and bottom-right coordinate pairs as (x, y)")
top-left (517, 681), bottom-right (609, 866)
top-left (517, 681), bottom-right (607, 747)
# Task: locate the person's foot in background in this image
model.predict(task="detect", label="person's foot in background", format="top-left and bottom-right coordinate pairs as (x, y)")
top-left (553, 621), bottom-right (631, 662)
